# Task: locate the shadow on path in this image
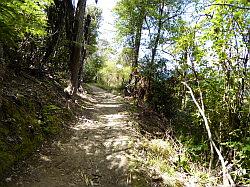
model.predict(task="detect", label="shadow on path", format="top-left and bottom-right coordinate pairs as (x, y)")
top-left (4, 85), bottom-right (141, 187)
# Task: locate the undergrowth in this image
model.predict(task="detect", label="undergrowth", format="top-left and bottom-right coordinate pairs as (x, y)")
top-left (128, 135), bottom-right (219, 187)
top-left (0, 70), bottom-right (78, 178)
top-left (126, 104), bottom-right (221, 187)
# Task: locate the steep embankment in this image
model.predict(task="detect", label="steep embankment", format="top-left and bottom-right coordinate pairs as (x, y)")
top-left (0, 68), bottom-right (79, 179)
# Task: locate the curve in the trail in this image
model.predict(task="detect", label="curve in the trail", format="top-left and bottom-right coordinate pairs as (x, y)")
top-left (4, 85), bottom-right (140, 187)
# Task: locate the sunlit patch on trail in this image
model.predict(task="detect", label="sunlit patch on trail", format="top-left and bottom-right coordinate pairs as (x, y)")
top-left (81, 105), bottom-right (95, 110)
top-left (78, 92), bottom-right (98, 103)
top-left (40, 155), bottom-right (52, 162)
top-left (95, 103), bottom-right (122, 108)
top-left (103, 136), bottom-right (131, 148)
top-left (106, 154), bottom-right (128, 169)
top-left (100, 113), bottom-right (129, 122)
top-left (71, 117), bottom-right (97, 130)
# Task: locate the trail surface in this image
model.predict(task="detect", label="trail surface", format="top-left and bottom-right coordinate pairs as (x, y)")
top-left (5, 85), bottom-right (141, 187)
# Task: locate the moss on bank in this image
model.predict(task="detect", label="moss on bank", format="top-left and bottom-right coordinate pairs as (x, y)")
top-left (0, 71), bottom-right (75, 178)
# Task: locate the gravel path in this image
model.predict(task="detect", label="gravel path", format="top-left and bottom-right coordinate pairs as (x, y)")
top-left (4, 85), bottom-right (140, 187)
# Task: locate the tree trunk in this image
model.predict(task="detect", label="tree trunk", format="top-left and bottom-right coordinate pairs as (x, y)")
top-left (77, 14), bottom-right (91, 88)
top-left (128, 7), bottom-right (145, 87)
top-left (147, 1), bottom-right (164, 99)
top-left (69, 0), bottom-right (87, 95)
top-left (150, 1), bottom-right (164, 66)
top-left (42, 0), bottom-right (66, 65)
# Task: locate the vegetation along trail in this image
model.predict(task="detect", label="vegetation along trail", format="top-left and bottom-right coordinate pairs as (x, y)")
top-left (0, 0), bottom-right (249, 186)
top-left (4, 85), bottom-right (140, 186)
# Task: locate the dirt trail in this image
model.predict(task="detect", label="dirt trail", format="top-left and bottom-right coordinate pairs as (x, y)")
top-left (4, 85), bottom-right (141, 187)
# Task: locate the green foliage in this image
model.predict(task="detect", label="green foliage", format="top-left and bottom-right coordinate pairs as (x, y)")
top-left (221, 138), bottom-right (250, 183)
top-left (147, 77), bottom-right (179, 118)
top-left (76, 6), bottom-right (103, 83)
top-left (114, 0), bottom-right (146, 43)
top-left (83, 55), bottom-right (104, 82)
top-left (115, 0), bottom-right (249, 184)
top-left (86, 6), bottom-right (102, 56)
top-left (128, 137), bottom-right (217, 186)
top-left (42, 104), bottom-right (63, 135)
top-left (0, 0), bottom-right (52, 44)
top-left (0, 97), bottom-right (43, 176)
top-left (98, 60), bottom-right (131, 89)
top-left (0, 150), bottom-right (14, 175)
top-left (0, 0), bottom-right (248, 184)
top-left (0, 80), bottom-right (73, 177)
top-left (169, 0), bottom-right (250, 183)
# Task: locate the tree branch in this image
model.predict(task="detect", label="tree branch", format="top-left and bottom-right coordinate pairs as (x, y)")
top-left (211, 3), bottom-right (250, 10)
top-left (144, 17), bottom-right (152, 41)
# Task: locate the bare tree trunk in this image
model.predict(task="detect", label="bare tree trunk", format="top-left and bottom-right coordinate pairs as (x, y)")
top-left (77, 14), bottom-right (91, 88)
top-left (147, 1), bottom-right (164, 100)
top-left (182, 82), bottom-right (234, 186)
top-left (128, 6), bottom-right (145, 88)
top-left (150, 1), bottom-right (164, 67)
top-left (69, 0), bottom-right (87, 95)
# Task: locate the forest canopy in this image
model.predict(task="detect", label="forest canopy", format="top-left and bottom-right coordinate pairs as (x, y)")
top-left (0, 0), bottom-right (249, 186)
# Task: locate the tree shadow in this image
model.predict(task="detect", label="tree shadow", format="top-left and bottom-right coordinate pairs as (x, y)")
top-left (3, 86), bottom-right (137, 187)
